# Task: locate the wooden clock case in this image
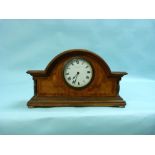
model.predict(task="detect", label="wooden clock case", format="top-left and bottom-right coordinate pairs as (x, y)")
top-left (27, 49), bottom-right (127, 107)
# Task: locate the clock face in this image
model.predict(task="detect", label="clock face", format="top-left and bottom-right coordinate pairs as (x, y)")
top-left (64, 58), bottom-right (93, 88)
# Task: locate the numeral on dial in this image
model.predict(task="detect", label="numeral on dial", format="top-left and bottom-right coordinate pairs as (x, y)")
top-left (86, 76), bottom-right (89, 79)
top-left (68, 77), bottom-right (71, 80)
top-left (76, 60), bottom-right (79, 64)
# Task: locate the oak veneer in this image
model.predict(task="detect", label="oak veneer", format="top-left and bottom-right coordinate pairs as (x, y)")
top-left (27, 49), bottom-right (127, 107)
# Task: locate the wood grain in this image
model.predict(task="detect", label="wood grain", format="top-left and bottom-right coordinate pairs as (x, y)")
top-left (27, 49), bottom-right (127, 107)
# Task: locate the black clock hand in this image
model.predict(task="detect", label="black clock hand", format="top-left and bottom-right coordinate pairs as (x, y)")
top-left (72, 72), bottom-right (79, 84)
top-left (72, 75), bottom-right (78, 84)
top-left (73, 72), bottom-right (79, 79)
top-left (73, 74), bottom-right (78, 79)
top-left (74, 74), bottom-right (79, 83)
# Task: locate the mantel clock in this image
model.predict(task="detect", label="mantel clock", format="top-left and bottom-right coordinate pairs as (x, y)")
top-left (27, 49), bottom-right (127, 107)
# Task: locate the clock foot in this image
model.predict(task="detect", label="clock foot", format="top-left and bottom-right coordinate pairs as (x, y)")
top-left (119, 105), bottom-right (125, 108)
top-left (28, 106), bottom-right (34, 108)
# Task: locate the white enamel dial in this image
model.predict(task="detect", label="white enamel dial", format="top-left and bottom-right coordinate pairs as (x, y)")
top-left (64, 58), bottom-right (93, 88)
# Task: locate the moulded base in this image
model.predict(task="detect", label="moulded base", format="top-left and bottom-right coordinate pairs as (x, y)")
top-left (27, 96), bottom-right (126, 108)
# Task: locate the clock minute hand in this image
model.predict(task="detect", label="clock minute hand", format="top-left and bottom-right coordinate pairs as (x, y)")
top-left (73, 72), bottom-right (79, 79)
top-left (72, 72), bottom-right (80, 84)
top-left (73, 74), bottom-right (78, 79)
top-left (72, 75), bottom-right (78, 84)
top-left (74, 74), bottom-right (79, 83)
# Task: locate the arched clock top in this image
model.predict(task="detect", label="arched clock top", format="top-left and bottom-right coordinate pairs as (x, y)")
top-left (27, 49), bottom-right (127, 78)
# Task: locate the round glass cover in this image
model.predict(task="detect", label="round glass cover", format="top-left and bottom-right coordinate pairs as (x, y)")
top-left (64, 58), bottom-right (93, 88)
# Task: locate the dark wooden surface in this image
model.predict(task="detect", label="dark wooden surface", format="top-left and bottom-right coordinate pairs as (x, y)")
top-left (27, 96), bottom-right (126, 107)
top-left (27, 49), bottom-right (127, 107)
